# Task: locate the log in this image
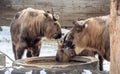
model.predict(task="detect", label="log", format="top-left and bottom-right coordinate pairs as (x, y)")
top-left (110, 0), bottom-right (120, 74)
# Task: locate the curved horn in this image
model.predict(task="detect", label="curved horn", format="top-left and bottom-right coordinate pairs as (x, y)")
top-left (78, 18), bottom-right (84, 21)
top-left (52, 8), bottom-right (59, 21)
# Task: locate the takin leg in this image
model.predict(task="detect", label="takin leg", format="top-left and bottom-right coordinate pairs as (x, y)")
top-left (12, 43), bottom-right (17, 60)
top-left (26, 48), bottom-right (32, 57)
top-left (99, 55), bottom-right (104, 71)
top-left (16, 48), bottom-right (25, 59)
top-left (29, 40), bottom-right (41, 57)
top-left (26, 37), bottom-right (42, 57)
top-left (33, 37), bottom-right (41, 57)
top-left (26, 47), bottom-right (39, 57)
top-left (15, 41), bottom-right (27, 60)
top-left (104, 49), bottom-right (110, 61)
top-left (32, 44), bottom-right (41, 57)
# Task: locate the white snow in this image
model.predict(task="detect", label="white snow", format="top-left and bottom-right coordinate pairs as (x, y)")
top-left (0, 26), bottom-right (110, 72)
top-left (4, 68), bottom-right (14, 74)
top-left (25, 70), bottom-right (32, 74)
top-left (103, 60), bottom-right (110, 71)
top-left (40, 69), bottom-right (47, 74)
top-left (0, 26), bottom-right (11, 42)
top-left (81, 69), bottom-right (92, 74)
top-left (61, 28), bottom-right (70, 36)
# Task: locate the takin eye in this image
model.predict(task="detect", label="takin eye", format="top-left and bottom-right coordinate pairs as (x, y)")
top-left (75, 24), bottom-right (87, 32)
top-left (76, 27), bottom-right (82, 32)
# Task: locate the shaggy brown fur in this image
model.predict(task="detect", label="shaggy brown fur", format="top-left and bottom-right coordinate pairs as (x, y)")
top-left (10, 8), bottom-right (62, 60)
top-left (56, 36), bottom-right (76, 62)
top-left (56, 46), bottom-right (76, 62)
top-left (63, 16), bottom-right (110, 71)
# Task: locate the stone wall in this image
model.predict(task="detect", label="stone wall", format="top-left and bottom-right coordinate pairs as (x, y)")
top-left (0, 0), bottom-right (110, 27)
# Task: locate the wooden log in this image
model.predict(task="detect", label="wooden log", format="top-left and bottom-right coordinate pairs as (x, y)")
top-left (118, 0), bottom-right (120, 15)
top-left (110, 0), bottom-right (120, 74)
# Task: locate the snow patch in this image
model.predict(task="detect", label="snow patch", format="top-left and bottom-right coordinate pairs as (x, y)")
top-left (81, 69), bottom-right (92, 74)
top-left (0, 26), bottom-right (11, 42)
top-left (61, 28), bottom-right (69, 36)
top-left (15, 66), bottom-right (25, 69)
top-left (5, 68), bottom-right (14, 74)
top-left (40, 69), bottom-right (47, 74)
top-left (26, 70), bottom-right (32, 74)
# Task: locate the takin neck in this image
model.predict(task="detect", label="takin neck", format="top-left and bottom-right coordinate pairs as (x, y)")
top-left (87, 21), bottom-right (109, 51)
top-left (33, 20), bottom-right (48, 37)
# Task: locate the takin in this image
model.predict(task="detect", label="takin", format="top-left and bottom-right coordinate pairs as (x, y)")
top-left (10, 8), bottom-right (62, 60)
top-left (56, 15), bottom-right (110, 71)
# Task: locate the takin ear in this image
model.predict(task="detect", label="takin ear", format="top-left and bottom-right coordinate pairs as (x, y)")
top-left (44, 11), bottom-right (59, 21)
top-left (44, 12), bottom-right (53, 19)
top-left (72, 20), bottom-right (88, 28)
top-left (78, 18), bottom-right (84, 21)
top-left (53, 14), bottom-right (59, 21)
top-left (14, 12), bottom-right (21, 19)
top-left (44, 12), bottom-right (49, 17)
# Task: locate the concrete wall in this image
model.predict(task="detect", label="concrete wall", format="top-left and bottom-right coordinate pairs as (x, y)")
top-left (0, 0), bottom-right (110, 27)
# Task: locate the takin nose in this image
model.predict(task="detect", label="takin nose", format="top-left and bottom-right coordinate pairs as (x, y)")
top-left (63, 41), bottom-right (75, 49)
top-left (54, 33), bottom-right (62, 39)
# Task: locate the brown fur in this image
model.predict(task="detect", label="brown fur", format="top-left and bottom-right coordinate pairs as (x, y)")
top-left (63, 16), bottom-right (110, 70)
top-left (56, 37), bottom-right (76, 62)
top-left (56, 47), bottom-right (76, 62)
top-left (10, 8), bottom-right (62, 60)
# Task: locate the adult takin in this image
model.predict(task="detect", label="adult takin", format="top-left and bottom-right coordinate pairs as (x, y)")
top-left (60, 16), bottom-right (110, 71)
top-left (10, 8), bottom-right (62, 60)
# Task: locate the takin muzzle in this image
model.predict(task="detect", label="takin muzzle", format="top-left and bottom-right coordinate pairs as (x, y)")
top-left (53, 33), bottom-right (62, 39)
